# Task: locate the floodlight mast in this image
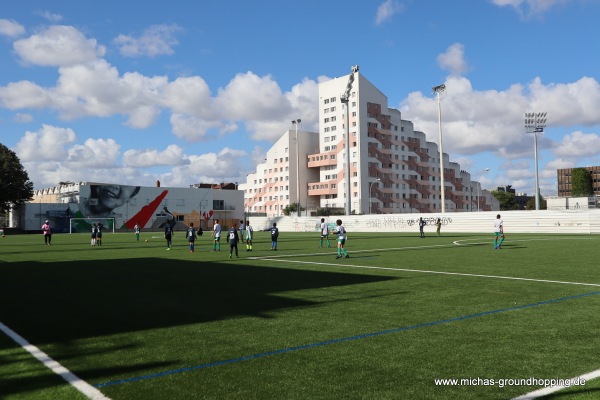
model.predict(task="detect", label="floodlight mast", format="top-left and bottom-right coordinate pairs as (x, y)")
top-left (292, 119), bottom-right (302, 216)
top-left (340, 65), bottom-right (359, 215)
top-left (524, 112), bottom-right (547, 210)
top-left (433, 84), bottom-right (446, 213)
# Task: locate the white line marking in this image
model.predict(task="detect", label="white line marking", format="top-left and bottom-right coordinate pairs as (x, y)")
top-left (452, 237), bottom-right (594, 246)
top-left (250, 236), bottom-right (600, 288)
top-left (513, 369), bottom-right (600, 399)
top-left (0, 322), bottom-right (111, 400)
top-left (252, 236), bottom-right (597, 260)
top-left (253, 258), bottom-right (600, 288)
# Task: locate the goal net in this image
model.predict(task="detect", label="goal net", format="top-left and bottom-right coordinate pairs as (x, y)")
top-left (69, 218), bottom-right (116, 234)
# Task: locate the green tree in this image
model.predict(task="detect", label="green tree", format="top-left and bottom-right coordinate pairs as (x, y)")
top-left (0, 143), bottom-right (33, 213)
top-left (491, 190), bottom-right (519, 211)
top-left (282, 203), bottom-right (305, 216)
top-left (571, 167), bottom-right (593, 197)
top-left (525, 195), bottom-right (547, 210)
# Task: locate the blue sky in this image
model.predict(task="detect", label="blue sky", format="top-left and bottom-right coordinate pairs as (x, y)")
top-left (1, 0), bottom-right (600, 196)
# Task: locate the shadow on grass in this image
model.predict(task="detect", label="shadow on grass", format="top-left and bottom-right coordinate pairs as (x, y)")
top-left (0, 258), bottom-right (396, 345)
top-left (0, 258), bottom-right (397, 396)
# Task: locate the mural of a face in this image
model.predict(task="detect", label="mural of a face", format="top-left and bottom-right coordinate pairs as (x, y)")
top-left (89, 185), bottom-right (139, 215)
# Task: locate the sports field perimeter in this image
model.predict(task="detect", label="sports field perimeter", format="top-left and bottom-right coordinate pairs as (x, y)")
top-left (1, 231), bottom-right (599, 399)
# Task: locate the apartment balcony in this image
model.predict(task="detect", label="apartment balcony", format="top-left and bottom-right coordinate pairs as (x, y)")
top-left (307, 151), bottom-right (337, 168)
top-left (307, 181), bottom-right (338, 196)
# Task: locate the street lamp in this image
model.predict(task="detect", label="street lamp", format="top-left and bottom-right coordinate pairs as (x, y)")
top-left (477, 168), bottom-right (490, 211)
top-left (525, 112), bottom-right (547, 210)
top-left (433, 84), bottom-right (446, 213)
top-left (291, 119), bottom-right (301, 216)
top-left (341, 66), bottom-right (359, 215)
top-left (369, 178), bottom-right (381, 214)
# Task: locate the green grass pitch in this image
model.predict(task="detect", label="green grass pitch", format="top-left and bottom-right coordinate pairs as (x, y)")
top-left (1, 230), bottom-right (599, 399)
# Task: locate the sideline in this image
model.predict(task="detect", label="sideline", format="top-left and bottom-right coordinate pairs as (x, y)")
top-left (0, 322), bottom-right (110, 400)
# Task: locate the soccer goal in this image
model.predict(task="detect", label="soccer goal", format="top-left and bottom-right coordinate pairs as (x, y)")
top-left (69, 218), bottom-right (116, 234)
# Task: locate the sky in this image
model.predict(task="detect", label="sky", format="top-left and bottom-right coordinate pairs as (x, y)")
top-left (1, 0), bottom-right (600, 197)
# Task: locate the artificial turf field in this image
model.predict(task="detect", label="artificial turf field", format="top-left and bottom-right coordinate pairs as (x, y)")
top-left (1, 230), bottom-right (599, 400)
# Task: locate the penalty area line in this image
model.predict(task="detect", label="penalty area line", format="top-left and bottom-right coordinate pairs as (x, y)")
top-left (0, 322), bottom-right (111, 400)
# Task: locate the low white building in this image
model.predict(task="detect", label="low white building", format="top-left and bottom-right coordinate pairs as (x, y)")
top-left (13, 182), bottom-right (243, 233)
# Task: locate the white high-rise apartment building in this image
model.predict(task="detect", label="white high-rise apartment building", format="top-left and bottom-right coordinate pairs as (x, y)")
top-left (243, 129), bottom-right (320, 217)
top-left (242, 69), bottom-right (493, 216)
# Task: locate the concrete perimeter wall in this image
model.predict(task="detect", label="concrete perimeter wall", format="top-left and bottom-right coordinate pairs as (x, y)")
top-left (247, 210), bottom-right (600, 235)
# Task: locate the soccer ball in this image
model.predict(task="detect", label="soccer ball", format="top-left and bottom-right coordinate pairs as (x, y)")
top-left (144, 239), bottom-right (148, 242)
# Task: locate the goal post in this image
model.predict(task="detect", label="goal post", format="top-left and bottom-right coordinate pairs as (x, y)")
top-left (69, 218), bottom-right (116, 234)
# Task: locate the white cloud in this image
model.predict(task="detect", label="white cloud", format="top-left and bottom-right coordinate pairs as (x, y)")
top-left (13, 113), bottom-right (33, 123)
top-left (546, 158), bottom-right (576, 170)
top-left (14, 124), bottom-right (76, 162)
top-left (13, 25), bottom-right (106, 67)
top-left (66, 138), bottom-right (121, 168)
top-left (37, 11), bottom-right (63, 22)
top-left (123, 145), bottom-right (190, 167)
top-left (553, 130), bottom-right (600, 158)
top-left (160, 148), bottom-right (249, 187)
top-left (170, 113), bottom-right (222, 141)
top-left (163, 76), bottom-right (213, 116)
top-left (0, 19), bottom-right (25, 37)
top-left (215, 72), bottom-right (291, 120)
top-left (375, 0), bottom-right (405, 25)
top-left (0, 80), bottom-right (51, 109)
top-left (490, 0), bottom-right (570, 16)
top-left (437, 43), bottom-right (469, 76)
top-left (114, 24), bottom-right (182, 57)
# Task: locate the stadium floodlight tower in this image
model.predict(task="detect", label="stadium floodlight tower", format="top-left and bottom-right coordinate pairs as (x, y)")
top-left (291, 119), bottom-right (302, 216)
top-left (477, 168), bottom-right (490, 211)
top-left (340, 65), bottom-right (359, 215)
top-left (433, 84), bottom-right (446, 213)
top-left (524, 112), bottom-right (547, 210)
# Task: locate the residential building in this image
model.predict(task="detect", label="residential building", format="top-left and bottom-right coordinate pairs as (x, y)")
top-left (557, 166), bottom-right (600, 197)
top-left (241, 130), bottom-right (320, 216)
top-left (242, 69), bottom-right (498, 215)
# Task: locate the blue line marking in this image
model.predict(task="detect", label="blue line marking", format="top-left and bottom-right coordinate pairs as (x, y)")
top-left (94, 290), bottom-right (600, 388)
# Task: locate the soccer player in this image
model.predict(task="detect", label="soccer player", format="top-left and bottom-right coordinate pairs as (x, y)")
top-left (239, 220), bottom-right (245, 240)
top-left (96, 223), bottom-right (103, 246)
top-left (245, 220), bottom-right (254, 251)
top-left (41, 220), bottom-right (52, 245)
top-left (165, 222), bottom-right (173, 250)
top-left (212, 219), bottom-right (222, 252)
top-left (419, 217), bottom-right (426, 238)
top-left (270, 222), bottom-right (279, 251)
top-left (494, 214), bottom-right (505, 249)
top-left (333, 219), bottom-right (349, 259)
top-left (187, 223), bottom-right (197, 252)
top-left (227, 223), bottom-right (240, 258)
top-left (91, 223), bottom-right (97, 246)
top-left (320, 218), bottom-right (331, 248)
top-left (134, 223), bottom-right (140, 241)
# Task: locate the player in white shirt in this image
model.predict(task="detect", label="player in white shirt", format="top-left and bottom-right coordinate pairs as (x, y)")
top-left (333, 219), bottom-right (349, 259)
top-left (320, 218), bottom-right (331, 248)
top-left (212, 219), bottom-right (222, 252)
top-left (245, 220), bottom-right (254, 251)
top-left (494, 214), bottom-right (505, 250)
